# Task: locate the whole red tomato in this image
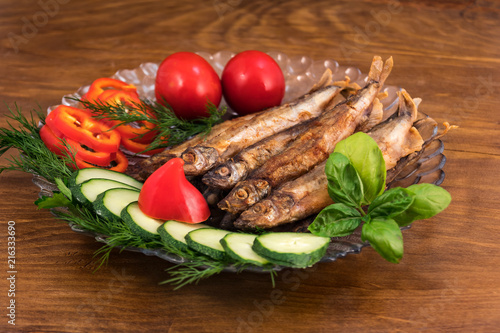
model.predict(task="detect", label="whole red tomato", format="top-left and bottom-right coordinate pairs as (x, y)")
top-left (221, 50), bottom-right (285, 115)
top-left (155, 52), bottom-right (222, 120)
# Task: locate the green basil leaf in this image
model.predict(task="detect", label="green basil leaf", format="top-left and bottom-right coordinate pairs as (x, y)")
top-left (392, 184), bottom-right (452, 227)
top-left (325, 152), bottom-right (364, 208)
top-left (308, 203), bottom-right (362, 237)
top-left (334, 132), bottom-right (386, 205)
top-left (35, 192), bottom-right (72, 209)
top-left (361, 217), bottom-right (403, 264)
top-left (367, 187), bottom-right (414, 219)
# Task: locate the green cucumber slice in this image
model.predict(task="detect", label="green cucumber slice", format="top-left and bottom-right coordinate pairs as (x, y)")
top-left (68, 168), bottom-right (143, 189)
top-left (252, 232), bottom-right (330, 268)
top-left (93, 188), bottom-right (140, 221)
top-left (121, 202), bottom-right (163, 241)
top-left (220, 233), bottom-right (270, 266)
top-left (157, 221), bottom-right (211, 251)
top-left (185, 228), bottom-right (232, 260)
top-left (72, 178), bottom-right (139, 206)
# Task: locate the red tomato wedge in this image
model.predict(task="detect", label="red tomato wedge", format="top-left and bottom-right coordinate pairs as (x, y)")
top-left (138, 158), bottom-right (210, 223)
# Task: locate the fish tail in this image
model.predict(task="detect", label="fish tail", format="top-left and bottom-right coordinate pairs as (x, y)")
top-left (368, 56), bottom-right (393, 86)
top-left (357, 97), bottom-right (384, 132)
top-left (309, 69), bottom-right (333, 93)
top-left (397, 89), bottom-right (418, 122)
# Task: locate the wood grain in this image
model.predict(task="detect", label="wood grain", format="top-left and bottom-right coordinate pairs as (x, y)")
top-left (1, 0), bottom-right (500, 332)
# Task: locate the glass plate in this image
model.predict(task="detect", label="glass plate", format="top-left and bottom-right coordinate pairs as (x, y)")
top-left (36, 52), bottom-right (447, 273)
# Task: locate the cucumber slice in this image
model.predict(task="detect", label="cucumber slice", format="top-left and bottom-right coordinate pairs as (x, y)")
top-left (185, 228), bottom-right (232, 260)
top-left (252, 232), bottom-right (330, 268)
top-left (72, 178), bottom-right (139, 206)
top-left (157, 221), bottom-right (211, 251)
top-left (220, 233), bottom-right (270, 266)
top-left (68, 168), bottom-right (143, 189)
top-left (93, 188), bottom-right (140, 221)
top-left (121, 202), bottom-right (163, 241)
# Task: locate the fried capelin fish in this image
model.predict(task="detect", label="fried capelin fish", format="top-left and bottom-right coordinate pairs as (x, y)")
top-left (234, 89), bottom-right (424, 230)
top-left (219, 56), bottom-right (393, 214)
top-left (201, 119), bottom-right (313, 189)
top-left (180, 74), bottom-right (352, 176)
top-left (128, 109), bottom-right (262, 181)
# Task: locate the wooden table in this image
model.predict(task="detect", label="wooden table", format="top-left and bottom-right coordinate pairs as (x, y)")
top-left (1, 0), bottom-right (499, 332)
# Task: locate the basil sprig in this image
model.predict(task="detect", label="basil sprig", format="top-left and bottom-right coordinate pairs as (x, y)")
top-left (308, 133), bottom-right (451, 263)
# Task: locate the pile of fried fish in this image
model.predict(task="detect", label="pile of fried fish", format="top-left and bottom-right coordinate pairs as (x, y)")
top-left (129, 56), bottom-right (451, 232)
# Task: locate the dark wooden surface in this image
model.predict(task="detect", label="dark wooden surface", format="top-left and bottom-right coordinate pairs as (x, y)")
top-left (1, 0), bottom-right (499, 332)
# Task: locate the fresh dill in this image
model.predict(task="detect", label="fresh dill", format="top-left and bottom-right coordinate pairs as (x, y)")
top-left (0, 104), bottom-right (73, 181)
top-left (76, 97), bottom-right (226, 152)
top-left (37, 186), bottom-right (276, 288)
top-left (161, 261), bottom-right (229, 289)
top-left (1, 103), bottom-right (277, 288)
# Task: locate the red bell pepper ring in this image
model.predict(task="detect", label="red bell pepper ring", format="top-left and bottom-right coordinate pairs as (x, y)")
top-left (49, 105), bottom-right (121, 153)
top-left (40, 124), bottom-right (118, 167)
top-left (45, 110), bottom-right (66, 137)
top-left (65, 137), bottom-right (115, 167)
top-left (120, 137), bottom-right (164, 156)
top-left (74, 150), bottom-right (128, 173)
top-left (138, 158), bottom-right (210, 223)
top-left (82, 78), bottom-right (138, 103)
top-left (39, 124), bottom-right (66, 156)
top-left (95, 90), bottom-right (159, 143)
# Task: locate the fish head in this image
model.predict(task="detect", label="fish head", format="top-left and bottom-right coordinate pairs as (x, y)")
top-left (235, 194), bottom-right (295, 229)
top-left (181, 146), bottom-right (219, 175)
top-left (202, 161), bottom-right (247, 190)
top-left (218, 179), bottom-right (270, 214)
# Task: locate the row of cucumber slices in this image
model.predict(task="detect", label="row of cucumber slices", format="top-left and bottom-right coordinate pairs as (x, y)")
top-left (67, 168), bottom-right (331, 269)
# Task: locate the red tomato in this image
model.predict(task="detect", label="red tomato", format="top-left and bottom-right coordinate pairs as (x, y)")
top-left (155, 52), bottom-right (222, 120)
top-left (221, 50), bottom-right (285, 115)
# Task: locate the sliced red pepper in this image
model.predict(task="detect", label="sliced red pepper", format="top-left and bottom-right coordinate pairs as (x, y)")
top-left (45, 110), bottom-right (66, 138)
top-left (82, 78), bottom-right (138, 103)
top-left (39, 124), bottom-right (66, 156)
top-left (74, 150), bottom-right (128, 173)
top-left (138, 158), bottom-right (210, 223)
top-left (95, 90), bottom-right (159, 144)
top-left (65, 137), bottom-right (115, 167)
top-left (40, 124), bottom-right (118, 168)
top-left (49, 105), bottom-right (121, 153)
top-left (120, 137), bottom-right (164, 156)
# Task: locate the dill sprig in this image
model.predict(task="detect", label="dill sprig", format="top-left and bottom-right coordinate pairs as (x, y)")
top-left (161, 261), bottom-right (229, 289)
top-left (0, 104), bottom-right (73, 181)
top-left (55, 204), bottom-right (164, 269)
top-left (162, 261), bottom-right (278, 290)
top-left (76, 98), bottom-right (226, 152)
top-left (0, 103), bottom-right (276, 288)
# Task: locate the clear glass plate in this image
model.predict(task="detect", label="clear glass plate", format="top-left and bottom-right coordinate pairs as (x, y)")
top-left (36, 52), bottom-right (446, 272)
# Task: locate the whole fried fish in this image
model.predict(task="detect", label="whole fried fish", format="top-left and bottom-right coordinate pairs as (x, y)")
top-left (202, 95), bottom-right (383, 190)
top-left (234, 89), bottom-right (424, 230)
top-left (201, 119), bottom-right (313, 189)
top-left (219, 56), bottom-right (393, 214)
top-left (128, 110), bottom-right (261, 181)
top-left (181, 77), bottom-right (351, 176)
